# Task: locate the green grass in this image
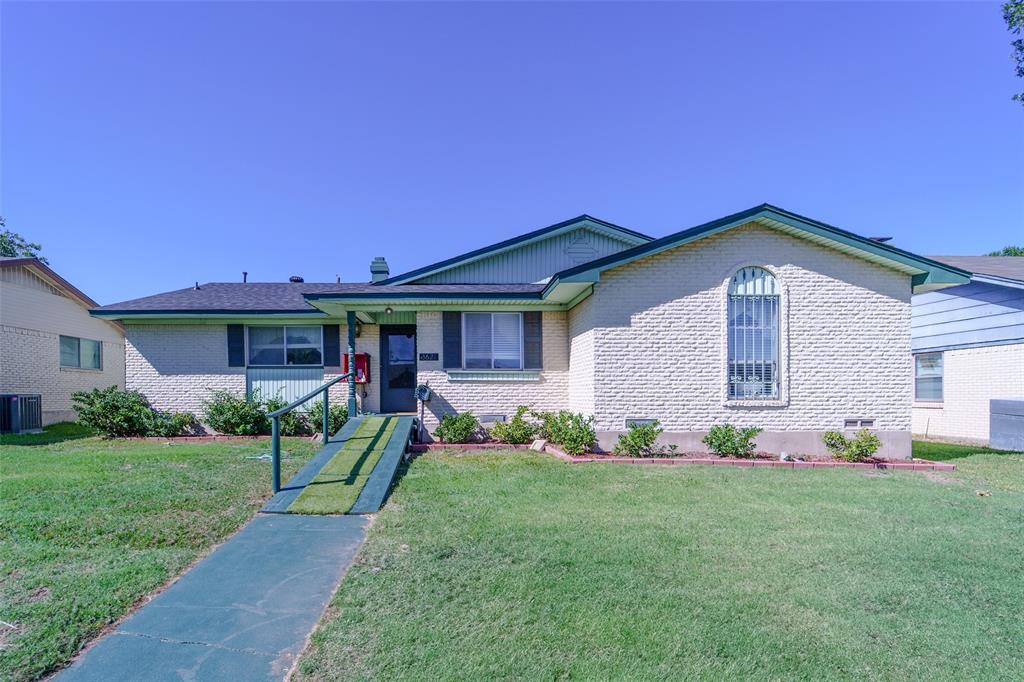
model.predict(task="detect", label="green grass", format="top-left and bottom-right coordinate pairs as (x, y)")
top-left (288, 417), bottom-right (398, 515)
top-left (0, 434), bottom-right (317, 681)
top-left (296, 441), bottom-right (1024, 681)
top-left (913, 439), bottom-right (1024, 493)
top-left (0, 422), bottom-right (94, 447)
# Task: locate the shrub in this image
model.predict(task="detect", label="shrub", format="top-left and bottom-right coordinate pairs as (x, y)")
top-left (533, 409), bottom-right (596, 456)
top-left (434, 411), bottom-right (483, 443)
top-left (614, 420), bottom-right (672, 457)
top-left (822, 429), bottom-right (882, 462)
top-left (263, 396), bottom-right (310, 436)
top-left (307, 400), bottom-right (348, 436)
top-left (703, 423), bottom-right (762, 458)
top-left (71, 386), bottom-right (198, 438)
top-left (72, 386), bottom-right (154, 437)
top-left (204, 389), bottom-right (270, 435)
top-left (148, 411), bottom-right (200, 438)
top-left (491, 406), bottom-right (537, 444)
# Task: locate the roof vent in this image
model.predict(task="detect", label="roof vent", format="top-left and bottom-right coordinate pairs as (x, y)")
top-left (289, 275), bottom-right (304, 283)
top-left (370, 256), bottom-right (389, 282)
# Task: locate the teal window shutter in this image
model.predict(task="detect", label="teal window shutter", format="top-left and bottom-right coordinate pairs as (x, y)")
top-left (227, 325), bottom-right (245, 367)
top-left (443, 312), bottom-right (461, 368)
top-left (523, 311), bottom-right (542, 369)
top-left (323, 325), bottom-right (341, 366)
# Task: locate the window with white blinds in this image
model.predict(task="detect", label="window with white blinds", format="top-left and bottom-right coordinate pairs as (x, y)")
top-left (727, 267), bottom-right (780, 400)
top-left (462, 312), bottom-right (522, 369)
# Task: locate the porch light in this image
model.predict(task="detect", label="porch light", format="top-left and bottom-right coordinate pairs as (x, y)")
top-left (384, 306), bottom-right (393, 315)
top-left (355, 321), bottom-right (362, 338)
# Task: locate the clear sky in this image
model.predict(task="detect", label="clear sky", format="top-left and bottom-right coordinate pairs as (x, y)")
top-left (2, 1), bottom-right (1021, 304)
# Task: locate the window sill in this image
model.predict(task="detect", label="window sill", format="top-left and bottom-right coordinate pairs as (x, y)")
top-left (723, 398), bottom-right (788, 408)
top-left (60, 366), bottom-right (103, 374)
top-left (913, 401), bottom-right (944, 410)
top-left (447, 370), bottom-right (541, 382)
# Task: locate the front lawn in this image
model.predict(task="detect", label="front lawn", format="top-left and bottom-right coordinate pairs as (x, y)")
top-left (296, 441), bottom-right (1024, 680)
top-left (0, 429), bottom-right (317, 681)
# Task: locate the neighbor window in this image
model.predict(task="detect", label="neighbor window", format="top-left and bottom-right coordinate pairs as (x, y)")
top-left (915, 352), bottom-right (943, 401)
top-left (247, 325), bottom-right (323, 366)
top-left (59, 335), bottom-right (102, 370)
top-left (727, 267), bottom-right (779, 399)
top-left (463, 312), bottom-right (522, 369)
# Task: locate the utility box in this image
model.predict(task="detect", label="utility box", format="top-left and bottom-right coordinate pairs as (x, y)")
top-left (1, 394), bottom-right (43, 434)
top-left (342, 353), bottom-right (371, 384)
top-left (990, 400), bottom-right (1024, 452)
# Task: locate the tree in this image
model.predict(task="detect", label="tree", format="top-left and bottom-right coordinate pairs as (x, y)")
top-left (986, 245), bottom-right (1024, 256)
top-left (1005, 1), bottom-right (1024, 105)
top-left (0, 217), bottom-right (48, 264)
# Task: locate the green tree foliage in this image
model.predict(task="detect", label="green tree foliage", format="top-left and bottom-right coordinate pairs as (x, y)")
top-left (0, 217), bottom-right (48, 264)
top-left (1005, 1), bottom-right (1024, 104)
top-left (986, 245), bottom-right (1024, 256)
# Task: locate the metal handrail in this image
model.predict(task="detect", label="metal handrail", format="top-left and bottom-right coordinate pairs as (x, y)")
top-left (269, 371), bottom-right (354, 493)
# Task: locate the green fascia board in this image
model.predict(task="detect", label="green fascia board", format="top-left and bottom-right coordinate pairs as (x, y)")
top-left (90, 310), bottom-right (328, 321)
top-left (543, 204), bottom-right (971, 295)
top-left (375, 214), bottom-right (652, 285)
top-left (305, 291), bottom-right (544, 301)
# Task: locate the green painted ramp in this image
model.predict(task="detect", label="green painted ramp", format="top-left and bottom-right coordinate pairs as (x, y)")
top-left (349, 416), bottom-right (415, 514)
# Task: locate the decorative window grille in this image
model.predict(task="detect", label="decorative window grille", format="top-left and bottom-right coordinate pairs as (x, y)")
top-left (727, 267), bottom-right (779, 399)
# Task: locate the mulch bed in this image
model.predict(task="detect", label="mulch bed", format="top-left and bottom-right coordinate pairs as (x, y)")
top-left (411, 442), bottom-right (955, 471)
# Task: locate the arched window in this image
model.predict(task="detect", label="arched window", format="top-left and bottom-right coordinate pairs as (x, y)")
top-left (727, 267), bottom-right (779, 399)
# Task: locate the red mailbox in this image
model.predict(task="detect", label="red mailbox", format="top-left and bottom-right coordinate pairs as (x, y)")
top-left (342, 352), bottom-right (370, 384)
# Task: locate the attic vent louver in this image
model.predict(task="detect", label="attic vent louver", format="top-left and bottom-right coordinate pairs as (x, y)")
top-left (289, 275), bottom-right (304, 283)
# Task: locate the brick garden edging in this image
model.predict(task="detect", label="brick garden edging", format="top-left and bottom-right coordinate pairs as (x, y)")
top-left (408, 443), bottom-right (532, 452)
top-left (542, 444), bottom-right (956, 471)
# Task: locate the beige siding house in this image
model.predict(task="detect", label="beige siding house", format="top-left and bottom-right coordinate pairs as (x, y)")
top-left (92, 205), bottom-right (971, 459)
top-left (1, 257), bottom-right (125, 426)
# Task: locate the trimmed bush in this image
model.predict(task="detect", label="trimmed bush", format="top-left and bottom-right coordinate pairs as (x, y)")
top-left (203, 389), bottom-right (270, 435)
top-left (263, 396), bottom-right (311, 436)
top-left (148, 411), bottom-right (200, 438)
top-left (491, 406), bottom-right (537, 445)
top-left (614, 420), bottom-right (675, 457)
top-left (702, 423), bottom-right (762, 458)
top-left (71, 386), bottom-right (197, 438)
top-left (533, 410), bottom-right (596, 456)
top-left (307, 400), bottom-right (348, 437)
top-left (435, 412), bottom-right (483, 443)
top-left (822, 429), bottom-right (882, 462)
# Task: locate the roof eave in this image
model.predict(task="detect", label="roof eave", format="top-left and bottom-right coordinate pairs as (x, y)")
top-left (547, 204), bottom-right (972, 294)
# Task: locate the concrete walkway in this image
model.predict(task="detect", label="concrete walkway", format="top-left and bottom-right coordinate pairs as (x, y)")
top-left (57, 514), bottom-right (368, 681)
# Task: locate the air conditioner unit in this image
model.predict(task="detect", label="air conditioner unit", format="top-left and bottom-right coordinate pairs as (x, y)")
top-left (1, 394), bottom-right (43, 434)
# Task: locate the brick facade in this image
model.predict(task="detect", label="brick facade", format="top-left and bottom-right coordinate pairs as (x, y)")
top-left (1, 267), bottom-right (124, 425)
top-left (912, 343), bottom-right (1024, 443)
top-left (121, 223), bottom-right (915, 457)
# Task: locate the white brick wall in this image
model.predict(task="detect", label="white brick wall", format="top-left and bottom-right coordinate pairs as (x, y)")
top-left (125, 322), bottom-right (379, 418)
top-left (1, 273), bottom-right (125, 425)
top-left (572, 222), bottom-right (912, 435)
top-left (415, 311), bottom-right (570, 429)
top-left (912, 343), bottom-right (1024, 443)
top-left (125, 324), bottom-right (246, 415)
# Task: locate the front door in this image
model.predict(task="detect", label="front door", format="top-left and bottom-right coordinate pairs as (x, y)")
top-left (380, 325), bottom-right (417, 413)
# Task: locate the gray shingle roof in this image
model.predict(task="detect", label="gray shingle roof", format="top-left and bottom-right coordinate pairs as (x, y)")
top-left (927, 256), bottom-right (1024, 283)
top-left (92, 282), bottom-right (547, 314)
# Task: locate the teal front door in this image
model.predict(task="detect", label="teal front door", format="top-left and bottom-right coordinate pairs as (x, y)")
top-left (380, 325), bottom-right (417, 413)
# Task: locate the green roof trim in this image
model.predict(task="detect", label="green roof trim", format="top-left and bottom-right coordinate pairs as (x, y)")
top-left (543, 204), bottom-right (971, 296)
top-left (376, 214), bottom-right (652, 285)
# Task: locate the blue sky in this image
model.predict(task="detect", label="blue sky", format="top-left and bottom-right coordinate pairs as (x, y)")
top-left (2, 1), bottom-right (1021, 304)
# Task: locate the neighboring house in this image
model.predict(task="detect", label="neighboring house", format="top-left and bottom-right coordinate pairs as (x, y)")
top-left (1, 257), bottom-right (125, 426)
top-left (911, 256), bottom-right (1024, 445)
top-left (91, 204), bottom-right (970, 459)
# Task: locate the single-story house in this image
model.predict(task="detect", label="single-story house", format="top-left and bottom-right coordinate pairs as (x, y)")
top-left (911, 256), bottom-right (1024, 445)
top-left (91, 204), bottom-right (971, 458)
top-left (1, 256), bottom-right (125, 428)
